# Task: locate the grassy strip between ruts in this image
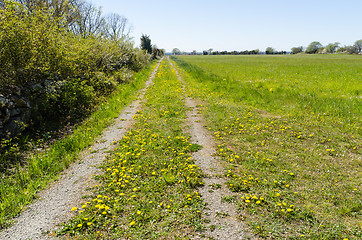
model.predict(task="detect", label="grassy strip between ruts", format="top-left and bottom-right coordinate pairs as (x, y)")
top-left (0, 63), bottom-right (156, 229)
top-left (59, 59), bottom-right (205, 239)
top-left (172, 56), bottom-right (361, 240)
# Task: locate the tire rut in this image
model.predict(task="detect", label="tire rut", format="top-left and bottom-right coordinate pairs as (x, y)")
top-left (168, 57), bottom-right (250, 240)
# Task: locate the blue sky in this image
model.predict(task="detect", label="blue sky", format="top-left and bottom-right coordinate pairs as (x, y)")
top-left (91, 0), bottom-right (362, 52)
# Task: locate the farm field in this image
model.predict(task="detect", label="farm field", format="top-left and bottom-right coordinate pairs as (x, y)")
top-left (173, 55), bottom-right (361, 239)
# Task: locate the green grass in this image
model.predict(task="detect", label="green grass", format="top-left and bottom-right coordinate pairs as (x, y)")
top-left (59, 59), bottom-right (205, 239)
top-left (0, 63), bottom-right (156, 229)
top-left (172, 55), bottom-right (361, 239)
top-left (175, 55), bottom-right (361, 119)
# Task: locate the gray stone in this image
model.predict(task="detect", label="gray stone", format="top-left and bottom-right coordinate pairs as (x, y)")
top-left (7, 101), bottom-right (14, 109)
top-left (14, 98), bottom-right (30, 108)
top-left (4, 116), bottom-right (25, 136)
top-left (0, 87), bottom-right (31, 138)
top-left (0, 95), bottom-right (9, 107)
top-left (10, 108), bottom-right (21, 117)
top-left (20, 109), bottom-right (31, 123)
top-left (31, 83), bottom-right (43, 92)
top-left (3, 108), bottom-right (10, 123)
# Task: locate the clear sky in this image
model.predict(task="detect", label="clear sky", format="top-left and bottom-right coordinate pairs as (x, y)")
top-left (91, 0), bottom-right (362, 52)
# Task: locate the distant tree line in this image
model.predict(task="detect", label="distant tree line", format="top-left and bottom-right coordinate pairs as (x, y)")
top-left (172, 48), bottom-right (286, 56)
top-left (202, 49), bottom-right (264, 55)
top-left (171, 39), bottom-right (362, 56)
top-left (291, 40), bottom-right (362, 54)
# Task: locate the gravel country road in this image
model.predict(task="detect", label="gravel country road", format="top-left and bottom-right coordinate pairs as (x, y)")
top-left (0, 59), bottom-right (162, 240)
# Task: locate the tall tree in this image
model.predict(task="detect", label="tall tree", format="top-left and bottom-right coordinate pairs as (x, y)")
top-left (172, 48), bottom-right (181, 55)
top-left (71, 1), bottom-right (105, 38)
top-left (346, 45), bottom-right (357, 54)
top-left (291, 46), bottom-right (304, 54)
top-left (325, 42), bottom-right (340, 53)
top-left (265, 47), bottom-right (275, 54)
top-left (305, 41), bottom-right (322, 54)
top-left (105, 13), bottom-right (131, 41)
top-left (140, 34), bottom-right (152, 54)
top-left (353, 39), bottom-right (362, 53)
top-left (12, 0), bottom-right (83, 27)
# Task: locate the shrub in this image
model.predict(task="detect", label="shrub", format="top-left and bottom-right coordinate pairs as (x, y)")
top-left (0, 1), bottom-right (66, 86)
top-left (0, 0), bottom-right (150, 124)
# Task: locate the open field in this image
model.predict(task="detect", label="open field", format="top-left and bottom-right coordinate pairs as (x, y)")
top-left (173, 55), bottom-right (361, 239)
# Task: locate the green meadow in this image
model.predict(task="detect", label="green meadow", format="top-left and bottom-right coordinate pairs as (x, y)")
top-left (176, 55), bottom-right (361, 118)
top-left (173, 55), bottom-right (361, 239)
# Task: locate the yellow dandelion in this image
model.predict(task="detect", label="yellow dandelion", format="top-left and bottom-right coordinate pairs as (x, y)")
top-left (71, 207), bottom-right (77, 211)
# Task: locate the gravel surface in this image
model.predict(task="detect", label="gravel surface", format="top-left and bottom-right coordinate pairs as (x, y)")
top-left (0, 60), bottom-right (162, 240)
top-left (169, 57), bottom-right (252, 240)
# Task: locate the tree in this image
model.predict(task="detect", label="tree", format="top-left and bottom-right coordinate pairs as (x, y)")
top-left (265, 47), bottom-right (275, 54)
top-left (172, 48), bottom-right (181, 55)
top-left (71, 1), bottom-right (105, 38)
top-left (346, 45), bottom-right (357, 54)
top-left (12, 0), bottom-right (83, 28)
top-left (325, 42), bottom-right (340, 53)
top-left (251, 49), bottom-right (260, 55)
top-left (336, 46), bottom-right (346, 53)
top-left (305, 41), bottom-right (322, 54)
top-left (353, 39), bottom-right (362, 53)
top-left (291, 46), bottom-right (304, 54)
top-left (105, 13), bottom-right (131, 41)
top-left (140, 34), bottom-right (152, 54)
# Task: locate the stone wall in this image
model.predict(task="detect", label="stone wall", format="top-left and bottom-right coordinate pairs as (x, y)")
top-left (0, 86), bottom-right (31, 138)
